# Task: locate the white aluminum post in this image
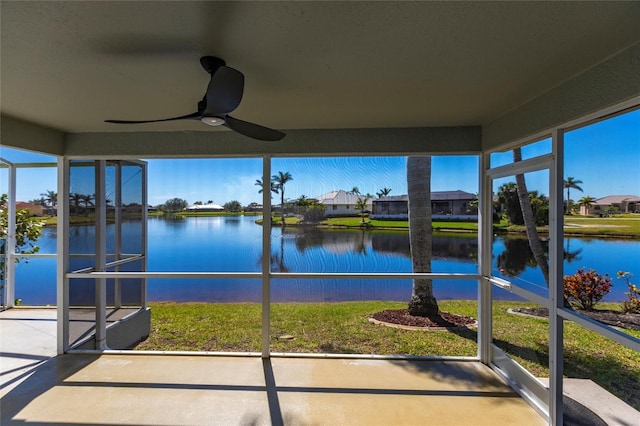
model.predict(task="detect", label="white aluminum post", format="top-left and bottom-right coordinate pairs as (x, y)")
top-left (261, 156), bottom-right (272, 358)
top-left (114, 162), bottom-right (122, 308)
top-left (478, 152), bottom-right (493, 363)
top-left (549, 129), bottom-right (565, 425)
top-left (57, 157), bottom-right (70, 354)
top-left (5, 161), bottom-right (17, 308)
top-left (95, 160), bottom-right (109, 349)
top-left (141, 162), bottom-right (148, 309)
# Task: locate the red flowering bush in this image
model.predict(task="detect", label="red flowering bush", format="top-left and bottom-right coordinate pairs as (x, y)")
top-left (563, 268), bottom-right (612, 310)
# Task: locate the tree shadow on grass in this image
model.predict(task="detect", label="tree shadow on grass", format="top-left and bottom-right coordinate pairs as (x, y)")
top-left (444, 324), bottom-right (640, 411)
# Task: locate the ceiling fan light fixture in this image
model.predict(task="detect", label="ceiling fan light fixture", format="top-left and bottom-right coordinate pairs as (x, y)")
top-left (201, 116), bottom-right (225, 126)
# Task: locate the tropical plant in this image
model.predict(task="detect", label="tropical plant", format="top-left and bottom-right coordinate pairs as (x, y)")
top-left (577, 195), bottom-right (596, 215)
top-left (618, 271), bottom-right (640, 313)
top-left (39, 189), bottom-right (57, 215)
top-left (497, 182), bottom-right (521, 225)
top-left (295, 195), bottom-right (314, 207)
top-left (376, 187), bottom-right (392, 198)
top-left (351, 187), bottom-right (372, 224)
top-left (528, 191), bottom-right (549, 226)
top-left (564, 177), bottom-right (583, 214)
top-left (255, 179), bottom-right (278, 197)
top-left (563, 268), bottom-right (612, 310)
top-left (0, 194), bottom-right (44, 280)
top-left (406, 156), bottom-right (438, 317)
top-left (223, 200), bottom-right (242, 212)
top-left (80, 193), bottom-right (94, 214)
top-left (28, 197), bottom-right (47, 207)
top-left (272, 171), bottom-right (293, 228)
top-left (497, 182), bottom-right (549, 226)
top-left (70, 192), bottom-right (82, 215)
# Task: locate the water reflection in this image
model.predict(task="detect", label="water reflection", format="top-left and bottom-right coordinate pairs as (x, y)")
top-left (496, 236), bottom-right (583, 277)
top-left (288, 228), bottom-right (477, 261)
top-left (15, 217), bottom-right (635, 304)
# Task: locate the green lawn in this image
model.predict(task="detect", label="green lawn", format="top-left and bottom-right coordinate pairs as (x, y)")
top-left (322, 215), bottom-right (640, 237)
top-left (136, 300), bottom-right (640, 409)
top-left (563, 215), bottom-right (640, 238)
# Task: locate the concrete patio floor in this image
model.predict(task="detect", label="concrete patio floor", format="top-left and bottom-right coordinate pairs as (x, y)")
top-left (2, 354), bottom-right (546, 426)
top-left (1, 308), bottom-right (547, 425)
top-left (2, 308), bottom-right (635, 425)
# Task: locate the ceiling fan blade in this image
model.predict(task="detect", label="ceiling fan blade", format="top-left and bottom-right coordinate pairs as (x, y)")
top-left (204, 66), bottom-right (244, 116)
top-left (224, 115), bottom-right (285, 141)
top-left (105, 112), bottom-right (201, 124)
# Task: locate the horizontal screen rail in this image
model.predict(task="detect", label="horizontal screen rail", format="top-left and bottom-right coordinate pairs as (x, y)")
top-left (486, 154), bottom-right (552, 179)
top-left (485, 276), bottom-right (549, 307)
top-left (69, 253), bottom-right (142, 257)
top-left (271, 273), bottom-right (481, 280)
top-left (67, 272), bottom-right (481, 280)
top-left (68, 272), bottom-right (263, 279)
top-left (558, 308), bottom-right (640, 352)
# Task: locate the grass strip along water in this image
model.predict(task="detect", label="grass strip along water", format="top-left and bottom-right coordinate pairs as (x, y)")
top-left (264, 214), bottom-right (640, 238)
top-left (135, 300), bottom-right (640, 410)
top-left (39, 213), bottom-right (640, 238)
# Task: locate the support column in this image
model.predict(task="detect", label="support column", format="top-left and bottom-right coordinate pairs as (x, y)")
top-left (5, 161), bottom-right (17, 308)
top-left (114, 162), bottom-right (122, 309)
top-left (95, 160), bottom-right (109, 350)
top-left (549, 128), bottom-right (565, 425)
top-left (261, 156), bottom-right (272, 358)
top-left (141, 162), bottom-right (148, 309)
top-left (57, 157), bottom-right (70, 354)
top-left (478, 152), bottom-right (493, 363)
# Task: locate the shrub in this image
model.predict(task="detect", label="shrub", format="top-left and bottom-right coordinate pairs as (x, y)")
top-left (223, 200), bottom-right (242, 212)
top-left (563, 268), bottom-right (612, 310)
top-left (303, 204), bottom-right (326, 223)
top-left (618, 271), bottom-right (640, 314)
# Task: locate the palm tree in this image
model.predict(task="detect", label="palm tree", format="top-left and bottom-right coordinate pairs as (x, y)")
top-left (70, 193), bottom-right (82, 215)
top-left (564, 177), bottom-right (583, 215)
top-left (272, 171), bottom-right (293, 228)
top-left (406, 156), bottom-right (438, 317)
top-left (352, 188), bottom-right (372, 224)
top-left (255, 179), bottom-right (278, 197)
top-left (577, 195), bottom-right (596, 215)
top-left (40, 190), bottom-right (57, 215)
top-left (80, 193), bottom-right (94, 215)
top-left (376, 187), bottom-right (392, 198)
top-left (296, 195), bottom-right (312, 207)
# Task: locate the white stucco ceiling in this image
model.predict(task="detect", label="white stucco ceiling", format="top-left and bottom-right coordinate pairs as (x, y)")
top-left (2, 1), bottom-right (640, 134)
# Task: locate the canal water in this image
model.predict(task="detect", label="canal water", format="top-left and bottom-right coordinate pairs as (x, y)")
top-left (13, 215), bottom-right (640, 305)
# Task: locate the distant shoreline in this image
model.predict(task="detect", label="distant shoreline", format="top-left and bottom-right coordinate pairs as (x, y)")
top-left (35, 212), bottom-right (640, 239)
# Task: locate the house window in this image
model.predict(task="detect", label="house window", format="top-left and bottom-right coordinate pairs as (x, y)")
top-left (332, 205), bottom-right (337, 210)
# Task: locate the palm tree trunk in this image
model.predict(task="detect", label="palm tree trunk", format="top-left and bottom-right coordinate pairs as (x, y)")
top-left (281, 191), bottom-right (286, 229)
top-left (513, 148), bottom-right (550, 286)
top-left (514, 152), bottom-right (572, 309)
top-left (407, 156), bottom-right (438, 316)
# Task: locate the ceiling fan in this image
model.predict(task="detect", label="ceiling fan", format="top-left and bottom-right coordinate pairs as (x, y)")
top-left (105, 56), bottom-right (285, 141)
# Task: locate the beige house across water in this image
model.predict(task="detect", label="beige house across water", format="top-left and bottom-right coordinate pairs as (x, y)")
top-left (579, 195), bottom-right (640, 215)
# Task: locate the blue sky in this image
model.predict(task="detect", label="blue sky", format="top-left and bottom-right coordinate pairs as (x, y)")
top-left (2, 109), bottom-right (639, 206)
